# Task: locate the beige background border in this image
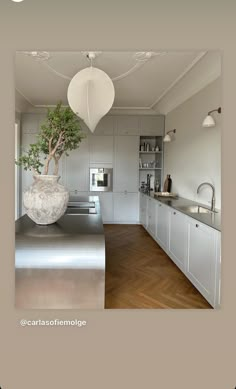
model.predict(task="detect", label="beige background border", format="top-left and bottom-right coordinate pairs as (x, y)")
top-left (0, 1), bottom-right (235, 388)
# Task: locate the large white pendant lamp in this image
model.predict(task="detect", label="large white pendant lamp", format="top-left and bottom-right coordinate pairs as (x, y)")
top-left (67, 53), bottom-right (115, 133)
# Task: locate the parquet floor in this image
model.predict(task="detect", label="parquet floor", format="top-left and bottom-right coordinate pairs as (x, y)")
top-left (104, 224), bottom-right (212, 309)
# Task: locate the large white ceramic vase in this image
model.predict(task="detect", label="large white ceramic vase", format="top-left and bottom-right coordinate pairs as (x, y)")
top-left (23, 175), bottom-right (69, 225)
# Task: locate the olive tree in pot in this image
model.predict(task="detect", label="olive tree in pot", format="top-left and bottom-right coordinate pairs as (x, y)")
top-left (16, 103), bottom-right (85, 225)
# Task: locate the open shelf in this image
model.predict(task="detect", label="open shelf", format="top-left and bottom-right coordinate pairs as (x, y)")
top-left (139, 135), bottom-right (164, 190)
top-left (139, 168), bottom-right (162, 170)
top-left (139, 151), bottom-right (162, 154)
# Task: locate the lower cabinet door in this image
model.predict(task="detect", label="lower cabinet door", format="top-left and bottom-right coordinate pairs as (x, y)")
top-left (215, 231), bottom-right (221, 308)
top-left (169, 209), bottom-right (187, 272)
top-left (88, 192), bottom-right (113, 223)
top-left (186, 218), bottom-right (217, 306)
top-left (113, 192), bottom-right (139, 223)
top-left (156, 202), bottom-right (169, 250)
top-left (139, 193), bottom-right (147, 227)
top-left (147, 197), bottom-right (156, 237)
top-left (98, 192), bottom-right (113, 223)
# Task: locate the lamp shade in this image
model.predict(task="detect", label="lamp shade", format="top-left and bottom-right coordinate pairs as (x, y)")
top-left (202, 114), bottom-right (215, 128)
top-left (67, 67), bottom-right (115, 132)
top-left (163, 134), bottom-right (171, 142)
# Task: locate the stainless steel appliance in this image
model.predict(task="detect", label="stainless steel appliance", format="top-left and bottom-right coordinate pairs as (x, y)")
top-left (89, 168), bottom-right (113, 192)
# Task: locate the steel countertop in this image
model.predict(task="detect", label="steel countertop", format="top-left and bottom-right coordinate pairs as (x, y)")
top-left (15, 196), bottom-right (106, 309)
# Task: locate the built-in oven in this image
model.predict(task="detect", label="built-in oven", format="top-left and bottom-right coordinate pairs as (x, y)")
top-left (89, 168), bottom-right (113, 192)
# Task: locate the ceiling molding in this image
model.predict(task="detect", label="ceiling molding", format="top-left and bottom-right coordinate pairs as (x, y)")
top-left (33, 104), bottom-right (153, 110)
top-left (159, 74), bottom-right (220, 115)
top-left (15, 89), bottom-right (34, 113)
top-left (150, 51), bottom-right (207, 109)
top-left (15, 88), bottom-right (35, 106)
top-left (155, 51), bottom-right (221, 115)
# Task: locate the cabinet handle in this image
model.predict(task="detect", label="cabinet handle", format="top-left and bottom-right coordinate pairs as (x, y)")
top-left (173, 212), bottom-right (176, 215)
top-left (159, 204), bottom-right (162, 207)
top-left (124, 190), bottom-right (127, 194)
top-left (196, 224), bottom-right (199, 228)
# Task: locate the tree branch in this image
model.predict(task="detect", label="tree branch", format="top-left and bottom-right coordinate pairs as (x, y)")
top-left (51, 131), bottom-right (65, 156)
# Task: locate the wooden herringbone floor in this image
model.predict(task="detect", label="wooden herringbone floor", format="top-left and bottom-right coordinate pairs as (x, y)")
top-left (104, 224), bottom-right (212, 309)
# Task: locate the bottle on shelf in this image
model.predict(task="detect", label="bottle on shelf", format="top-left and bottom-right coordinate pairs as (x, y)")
top-left (150, 175), bottom-right (155, 191)
top-left (167, 175), bottom-right (172, 192)
top-left (163, 174), bottom-right (172, 192)
top-left (155, 180), bottom-right (160, 193)
top-left (146, 174), bottom-right (151, 192)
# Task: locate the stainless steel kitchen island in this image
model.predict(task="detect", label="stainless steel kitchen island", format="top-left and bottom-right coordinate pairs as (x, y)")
top-left (15, 196), bottom-right (105, 309)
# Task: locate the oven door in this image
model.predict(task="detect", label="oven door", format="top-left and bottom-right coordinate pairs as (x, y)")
top-left (90, 168), bottom-right (113, 192)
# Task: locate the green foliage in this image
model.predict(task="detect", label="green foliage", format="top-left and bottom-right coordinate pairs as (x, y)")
top-left (15, 102), bottom-right (86, 174)
top-left (15, 143), bottom-right (43, 174)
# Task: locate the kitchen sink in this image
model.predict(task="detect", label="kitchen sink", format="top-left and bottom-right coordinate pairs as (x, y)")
top-left (178, 205), bottom-right (218, 214)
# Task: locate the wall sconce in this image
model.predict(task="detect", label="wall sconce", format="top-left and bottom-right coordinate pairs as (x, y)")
top-left (202, 107), bottom-right (221, 128)
top-left (163, 129), bottom-right (176, 142)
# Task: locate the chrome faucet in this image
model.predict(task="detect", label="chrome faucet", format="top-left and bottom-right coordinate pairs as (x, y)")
top-left (197, 182), bottom-right (215, 211)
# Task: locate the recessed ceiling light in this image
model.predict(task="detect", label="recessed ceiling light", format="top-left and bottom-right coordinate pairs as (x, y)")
top-left (11, 0), bottom-right (24, 2)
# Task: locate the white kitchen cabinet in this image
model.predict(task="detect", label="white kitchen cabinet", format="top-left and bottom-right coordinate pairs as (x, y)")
top-left (65, 138), bottom-right (89, 192)
top-left (147, 197), bottom-right (157, 237)
top-left (115, 116), bottom-right (140, 135)
top-left (168, 209), bottom-right (187, 272)
top-left (93, 116), bottom-right (114, 135)
top-left (99, 192), bottom-right (113, 223)
top-left (139, 116), bottom-right (164, 135)
top-left (89, 135), bottom-right (113, 164)
top-left (215, 231), bottom-right (221, 308)
top-left (113, 192), bottom-right (139, 223)
top-left (139, 192), bottom-right (148, 227)
top-left (21, 113), bottom-right (47, 134)
top-left (186, 217), bottom-right (217, 307)
top-left (80, 116), bottom-right (114, 135)
top-left (88, 192), bottom-right (113, 223)
top-left (21, 113), bottom-right (39, 134)
top-left (138, 193), bottom-right (221, 308)
top-left (114, 135), bottom-right (139, 192)
top-left (69, 190), bottom-right (88, 198)
top-left (156, 201), bottom-right (169, 250)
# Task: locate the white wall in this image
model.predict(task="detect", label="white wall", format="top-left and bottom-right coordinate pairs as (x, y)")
top-left (163, 78), bottom-right (221, 209)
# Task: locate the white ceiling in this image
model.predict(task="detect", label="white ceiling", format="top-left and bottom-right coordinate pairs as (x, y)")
top-left (15, 50), bottom-right (208, 110)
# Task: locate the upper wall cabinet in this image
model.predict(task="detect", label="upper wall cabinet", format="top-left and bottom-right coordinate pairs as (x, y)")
top-left (89, 136), bottom-right (113, 164)
top-left (113, 135), bottom-right (139, 192)
top-left (21, 113), bottom-right (46, 134)
top-left (139, 116), bottom-right (164, 136)
top-left (114, 115), bottom-right (165, 136)
top-left (92, 116), bottom-right (114, 135)
top-left (114, 116), bottom-right (140, 135)
top-left (64, 138), bottom-right (89, 192)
